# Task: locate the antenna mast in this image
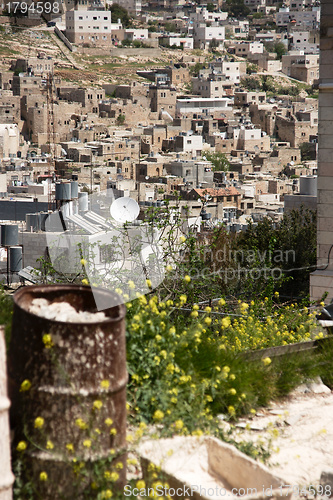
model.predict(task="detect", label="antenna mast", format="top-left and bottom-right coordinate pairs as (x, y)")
top-left (46, 72), bottom-right (56, 211)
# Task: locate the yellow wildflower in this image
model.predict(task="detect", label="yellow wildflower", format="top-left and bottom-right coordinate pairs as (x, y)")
top-left (75, 418), bottom-right (88, 430)
top-left (82, 278), bottom-right (89, 286)
top-left (66, 443), bottom-right (74, 453)
top-left (101, 380), bottom-right (110, 389)
top-left (42, 334), bottom-right (54, 349)
top-left (153, 410), bottom-right (164, 420)
top-left (136, 480), bottom-right (146, 490)
top-left (16, 441), bottom-right (27, 452)
top-left (92, 400), bottom-right (103, 411)
top-left (228, 406), bottom-right (235, 416)
top-left (46, 441), bottom-right (54, 450)
top-left (101, 490), bottom-right (113, 498)
top-left (39, 472), bottom-right (48, 481)
top-left (184, 275), bottom-right (191, 283)
top-left (262, 357), bottom-right (272, 366)
top-left (221, 317), bottom-right (231, 328)
top-left (20, 379), bottom-right (31, 392)
top-left (83, 439), bottom-right (91, 448)
top-left (34, 417), bottom-right (44, 429)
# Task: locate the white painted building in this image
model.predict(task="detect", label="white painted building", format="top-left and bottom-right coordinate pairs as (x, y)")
top-left (189, 7), bottom-right (228, 24)
top-left (65, 10), bottom-right (122, 45)
top-left (175, 132), bottom-right (203, 156)
top-left (192, 23), bottom-right (225, 50)
top-left (234, 41), bottom-right (264, 57)
top-left (0, 124), bottom-right (20, 158)
top-left (160, 36), bottom-right (193, 49)
top-left (124, 28), bottom-right (148, 40)
top-left (211, 60), bottom-right (245, 84)
top-left (289, 30), bottom-right (319, 54)
top-left (176, 97), bottom-right (231, 117)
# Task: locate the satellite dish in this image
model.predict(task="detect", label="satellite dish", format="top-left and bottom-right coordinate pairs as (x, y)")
top-left (110, 197), bottom-right (140, 224)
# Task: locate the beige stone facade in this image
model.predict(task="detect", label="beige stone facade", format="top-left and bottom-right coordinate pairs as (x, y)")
top-left (310, 0), bottom-right (333, 301)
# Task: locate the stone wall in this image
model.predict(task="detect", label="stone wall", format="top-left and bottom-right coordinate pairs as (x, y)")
top-left (310, 0), bottom-right (333, 301)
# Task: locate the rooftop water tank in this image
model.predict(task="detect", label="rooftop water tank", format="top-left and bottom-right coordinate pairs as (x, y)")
top-left (55, 182), bottom-right (71, 201)
top-left (10, 246), bottom-right (22, 273)
top-left (299, 176), bottom-right (317, 196)
top-left (1, 225), bottom-right (18, 247)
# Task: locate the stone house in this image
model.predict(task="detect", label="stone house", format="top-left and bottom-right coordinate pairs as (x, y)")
top-left (0, 93), bottom-right (21, 124)
top-left (58, 87), bottom-right (105, 114)
top-left (149, 84), bottom-right (177, 119)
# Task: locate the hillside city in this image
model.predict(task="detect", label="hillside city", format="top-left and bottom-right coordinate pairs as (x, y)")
top-left (0, 0), bottom-right (320, 273)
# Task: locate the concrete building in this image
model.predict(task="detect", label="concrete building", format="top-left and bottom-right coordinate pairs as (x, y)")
top-left (276, 7), bottom-right (320, 28)
top-left (234, 90), bottom-right (266, 107)
top-left (114, 0), bottom-right (141, 16)
top-left (243, 0), bottom-right (265, 12)
top-left (164, 159), bottom-right (214, 188)
top-left (288, 30), bottom-right (319, 54)
top-left (192, 75), bottom-right (234, 98)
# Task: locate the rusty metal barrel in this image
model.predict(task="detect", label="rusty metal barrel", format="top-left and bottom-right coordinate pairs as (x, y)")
top-left (0, 327), bottom-right (15, 500)
top-left (8, 284), bottom-right (127, 499)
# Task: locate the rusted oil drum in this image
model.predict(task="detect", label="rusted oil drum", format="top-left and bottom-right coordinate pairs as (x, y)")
top-left (0, 327), bottom-right (14, 500)
top-left (8, 284), bottom-right (127, 499)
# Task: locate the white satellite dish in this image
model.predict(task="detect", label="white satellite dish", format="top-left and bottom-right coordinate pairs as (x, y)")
top-left (110, 197), bottom-right (140, 224)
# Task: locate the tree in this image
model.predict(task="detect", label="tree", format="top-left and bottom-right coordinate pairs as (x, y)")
top-left (236, 207), bottom-right (317, 298)
top-left (203, 152), bottom-right (230, 172)
top-left (225, 0), bottom-right (251, 18)
top-left (300, 142), bottom-right (316, 161)
top-left (109, 4), bottom-right (131, 27)
top-left (209, 38), bottom-right (219, 52)
top-left (264, 41), bottom-right (287, 61)
top-left (116, 114), bottom-right (125, 125)
top-left (189, 62), bottom-right (205, 77)
top-left (207, 2), bottom-right (215, 11)
top-left (240, 76), bottom-right (261, 91)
